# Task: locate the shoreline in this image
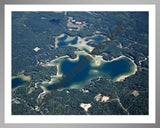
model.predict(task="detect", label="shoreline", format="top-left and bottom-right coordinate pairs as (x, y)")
top-left (103, 55), bottom-right (126, 63)
top-left (64, 36), bottom-right (76, 42)
top-left (12, 74), bottom-right (31, 82)
top-left (41, 53), bottom-right (137, 84)
top-left (12, 73), bottom-right (31, 92)
top-left (54, 33), bottom-right (65, 48)
top-left (115, 64), bottom-right (137, 82)
top-left (40, 38), bottom-right (138, 92)
top-left (54, 33), bottom-right (97, 52)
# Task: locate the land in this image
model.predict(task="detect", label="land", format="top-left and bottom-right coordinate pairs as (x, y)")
top-left (12, 11), bottom-right (149, 115)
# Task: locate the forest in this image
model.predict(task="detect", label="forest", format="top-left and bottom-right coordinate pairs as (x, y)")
top-left (12, 11), bottom-right (149, 115)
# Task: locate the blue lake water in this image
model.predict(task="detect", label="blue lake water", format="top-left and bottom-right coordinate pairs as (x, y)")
top-left (70, 37), bottom-right (78, 45)
top-left (12, 78), bottom-right (27, 89)
top-left (57, 35), bottom-right (104, 47)
top-left (57, 35), bottom-right (68, 47)
top-left (58, 36), bottom-right (78, 47)
top-left (85, 36), bottom-right (105, 42)
top-left (44, 54), bottom-right (136, 91)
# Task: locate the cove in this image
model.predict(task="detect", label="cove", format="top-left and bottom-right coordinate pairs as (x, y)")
top-left (12, 77), bottom-right (27, 89)
top-left (40, 53), bottom-right (137, 91)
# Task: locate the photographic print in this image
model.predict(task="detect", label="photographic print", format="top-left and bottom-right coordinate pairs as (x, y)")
top-left (5, 5), bottom-right (155, 123)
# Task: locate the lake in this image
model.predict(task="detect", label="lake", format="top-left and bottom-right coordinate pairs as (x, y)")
top-left (42, 54), bottom-right (136, 91)
top-left (12, 77), bottom-right (27, 89)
